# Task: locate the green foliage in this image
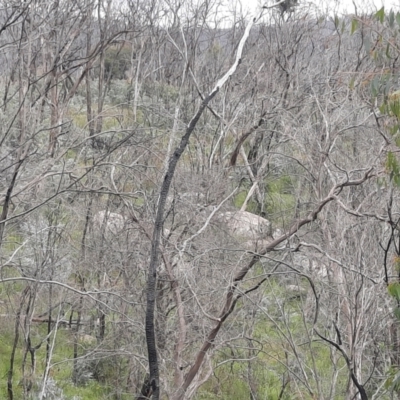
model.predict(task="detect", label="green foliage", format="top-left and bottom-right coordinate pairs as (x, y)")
top-left (70, 105), bottom-right (136, 133)
top-left (104, 46), bottom-right (132, 81)
top-left (351, 18), bottom-right (358, 35)
top-left (265, 175), bottom-right (295, 223)
top-left (233, 190), bottom-right (257, 211)
top-left (388, 282), bottom-right (400, 300)
top-left (394, 307), bottom-right (400, 320)
top-left (349, 77), bottom-right (355, 90)
top-left (390, 100), bottom-right (400, 120)
top-left (267, 175), bottom-right (292, 195)
top-left (0, 322), bottom-right (113, 399)
top-left (2, 233), bottom-right (23, 253)
top-left (197, 356), bottom-right (291, 400)
top-left (386, 152), bottom-right (400, 186)
top-left (333, 15), bottom-right (339, 29)
top-left (233, 175), bottom-right (295, 223)
top-left (385, 366), bottom-right (400, 392)
top-left (196, 277), bottom-right (350, 399)
top-left (359, 7), bottom-right (400, 189)
top-left (70, 111), bottom-right (87, 129)
top-left (142, 81), bottom-right (180, 105)
top-left (375, 7), bottom-right (385, 23)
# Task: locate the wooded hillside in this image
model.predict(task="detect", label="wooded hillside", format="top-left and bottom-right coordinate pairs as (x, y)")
top-left (1, 1), bottom-right (400, 399)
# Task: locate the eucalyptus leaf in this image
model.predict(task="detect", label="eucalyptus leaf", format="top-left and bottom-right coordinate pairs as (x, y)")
top-left (351, 18), bottom-right (358, 34)
top-left (388, 282), bottom-right (400, 300)
top-left (375, 7), bottom-right (385, 23)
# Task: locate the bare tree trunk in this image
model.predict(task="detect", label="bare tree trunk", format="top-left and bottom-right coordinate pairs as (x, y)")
top-left (133, 39), bottom-right (143, 122)
top-left (7, 287), bottom-right (29, 400)
top-left (95, 0), bottom-right (112, 137)
top-left (73, 198), bottom-right (92, 383)
top-left (86, 29), bottom-right (95, 140)
top-left (145, 93), bottom-right (216, 399)
top-left (0, 65), bottom-right (29, 246)
top-left (45, 284), bottom-right (52, 371)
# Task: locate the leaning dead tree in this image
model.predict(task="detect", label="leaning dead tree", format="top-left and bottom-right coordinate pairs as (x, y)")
top-left (143, 2), bottom-right (288, 399)
top-left (143, 7), bottom-right (266, 398)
